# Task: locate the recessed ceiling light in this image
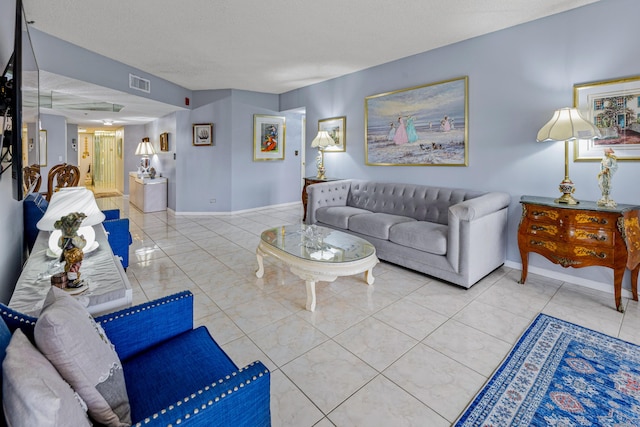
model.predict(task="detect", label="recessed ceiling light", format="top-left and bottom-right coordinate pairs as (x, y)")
top-left (103, 120), bottom-right (113, 126)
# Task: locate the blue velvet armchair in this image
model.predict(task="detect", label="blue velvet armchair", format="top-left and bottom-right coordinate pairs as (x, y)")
top-left (0, 291), bottom-right (271, 426)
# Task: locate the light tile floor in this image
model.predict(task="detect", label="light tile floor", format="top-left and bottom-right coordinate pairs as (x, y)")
top-left (97, 196), bottom-right (640, 427)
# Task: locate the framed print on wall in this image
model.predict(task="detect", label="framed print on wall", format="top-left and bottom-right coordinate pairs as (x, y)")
top-left (365, 76), bottom-right (468, 166)
top-left (160, 132), bottom-right (169, 152)
top-left (574, 75), bottom-right (640, 161)
top-left (253, 114), bottom-right (286, 161)
top-left (193, 123), bottom-right (213, 146)
top-left (318, 116), bottom-right (346, 152)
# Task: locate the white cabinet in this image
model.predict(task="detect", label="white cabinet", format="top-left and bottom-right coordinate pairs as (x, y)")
top-left (129, 172), bottom-right (167, 213)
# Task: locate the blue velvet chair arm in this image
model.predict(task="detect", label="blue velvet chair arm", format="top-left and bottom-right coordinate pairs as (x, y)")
top-left (131, 361), bottom-right (271, 427)
top-left (0, 305), bottom-right (38, 341)
top-left (96, 291), bottom-right (194, 360)
top-left (101, 209), bottom-right (121, 221)
top-left (102, 217), bottom-right (132, 268)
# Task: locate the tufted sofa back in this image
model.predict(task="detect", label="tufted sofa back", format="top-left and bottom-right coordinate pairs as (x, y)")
top-left (346, 180), bottom-right (484, 225)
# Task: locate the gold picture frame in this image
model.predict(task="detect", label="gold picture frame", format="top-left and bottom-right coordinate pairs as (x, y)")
top-left (574, 75), bottom-right (640, 161)
top-left (318, 116), bottom-right (346, 152)
top-left (253, 114), bottom-right (285, 161)
top-left (365, 76), bottom-right (468, 166)
top-left (160, 132), bottom-right (169, 152)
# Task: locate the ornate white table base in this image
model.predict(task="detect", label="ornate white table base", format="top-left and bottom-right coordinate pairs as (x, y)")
top-left (255, 241), bottom-right (378, 312)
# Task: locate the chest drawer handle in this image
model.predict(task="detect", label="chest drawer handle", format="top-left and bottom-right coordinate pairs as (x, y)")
top-left (589, 218), bottom-right (608, 225)
top-left (531, 225), bottom-right (546, 231)
top-left (587, 234), bottom-right (607, 241)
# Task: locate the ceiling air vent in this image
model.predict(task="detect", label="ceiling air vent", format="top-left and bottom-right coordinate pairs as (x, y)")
top-left (129, 74), bottom-right (150, 93)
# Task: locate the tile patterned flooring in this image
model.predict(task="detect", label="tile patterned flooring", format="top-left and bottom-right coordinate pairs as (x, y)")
top-left (97, 196), bottom-right (640, 426)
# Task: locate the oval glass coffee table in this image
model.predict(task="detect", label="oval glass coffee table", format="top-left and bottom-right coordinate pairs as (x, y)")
top-left (256, 224), bottom-right (379, 311)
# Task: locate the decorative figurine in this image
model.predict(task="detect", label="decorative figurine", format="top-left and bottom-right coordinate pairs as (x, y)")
top-left (63, 247), bottom-right (84, 287)
top-left (54, 212), bottom-right (87, 256)
top-left (597, 148), bottom-right (618, 208)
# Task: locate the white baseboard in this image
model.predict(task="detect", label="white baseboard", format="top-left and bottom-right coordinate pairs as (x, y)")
top-left (503, 260), bottom-right (633, 299)
top-left (175, 201), bottom-right (301, 216)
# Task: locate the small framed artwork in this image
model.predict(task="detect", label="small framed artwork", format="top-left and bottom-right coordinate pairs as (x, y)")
top-left (160, 132), bottom-right (169, 152)
top-left (318, 116), bottom-right (346, 152)
top-left (39, 130), bottom-right (47, 166)
top-left (117, 138), bottom-right (123, 158)
top-left (253, 114), bottom-right (286, 161)
top-left (573, 75), bottom-right (640, 161)
top-left (365, 76), bottom-right (468, 166)
top-left (193, 123), bottom-right (213, 146)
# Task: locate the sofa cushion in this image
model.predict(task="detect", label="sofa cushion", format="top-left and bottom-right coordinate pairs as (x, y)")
top-left (389, 221), bottom-right (448, 255)
top-left (34, 287), bottom-right (131, 427)
top-left (349, 213), bottom-right (416, 240)
top-left (122, 326), bottom-right (237, 422)
top-left (316, 206), bottom-right (372, 229)
top-left (3, 329), bottom-right (92, 427)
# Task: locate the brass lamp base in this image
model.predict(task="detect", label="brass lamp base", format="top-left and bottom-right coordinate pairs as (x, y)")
top-left (555, 179), bottom-right (579, 205)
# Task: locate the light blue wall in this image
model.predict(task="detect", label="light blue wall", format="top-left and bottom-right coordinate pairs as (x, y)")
top-left (66, 123), bottom-right (78, 165)
top-left (280, 0), bottom-right (640, 288)
top-left (28, 28), bottom-right (190, 109)
top-left (230, 90), bottom-right (303, 211)
top-left (144, 113), bottom-right (177, 209)
top-left (40, 113), bottom-right (67, 191)
top-left (122, 124), bottom-right (145, 195)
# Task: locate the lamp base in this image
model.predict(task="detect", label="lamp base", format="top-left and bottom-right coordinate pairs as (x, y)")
top-left (555, 179), bottom-right (579, 205)
top-left (315, 150), bottom-right (326, 179)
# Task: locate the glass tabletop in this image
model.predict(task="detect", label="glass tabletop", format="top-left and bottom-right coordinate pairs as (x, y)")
top-left (260, 224), bottom-right (375, 263)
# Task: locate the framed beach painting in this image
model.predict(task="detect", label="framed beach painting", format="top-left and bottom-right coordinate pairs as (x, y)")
top-left (318, 116), bottom-right (346, 152)
top-left (573, 75), bottom-right (640, 161)
top-left (365, 76), bottom-right (468, 166)
top-left (253, 114), bottom-right (286, 161)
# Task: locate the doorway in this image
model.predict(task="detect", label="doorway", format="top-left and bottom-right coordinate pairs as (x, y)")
top-left (92, 130), bottom-right (117, 194)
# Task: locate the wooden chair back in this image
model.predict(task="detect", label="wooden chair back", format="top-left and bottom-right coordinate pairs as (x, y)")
top-left (45, 163), bottom-right (81, 201)
top-left (22, 164), bottom-right (42, 194)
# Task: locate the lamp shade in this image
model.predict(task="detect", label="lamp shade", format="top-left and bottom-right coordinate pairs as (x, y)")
top-left (536, 107), bottom-right (601, 142)
top-left (36, 187), bottom-right (105, 231)
top-left (310, 131), bottom-right (336, 149)
top-left (135, 140), bottom-right (156, 156)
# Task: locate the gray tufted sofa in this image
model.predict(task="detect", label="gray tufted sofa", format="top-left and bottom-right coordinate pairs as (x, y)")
top-left (305, 179), bottom-right (510, 288)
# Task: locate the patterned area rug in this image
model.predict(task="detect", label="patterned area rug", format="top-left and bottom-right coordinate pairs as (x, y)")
top-left (455, 313), bottom-right (640, 426)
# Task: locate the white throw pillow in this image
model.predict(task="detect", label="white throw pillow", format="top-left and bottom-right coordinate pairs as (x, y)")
top-left (2, 329), bottom-right (91, 427)
top-left (34, 287), bottom-right (131, 427)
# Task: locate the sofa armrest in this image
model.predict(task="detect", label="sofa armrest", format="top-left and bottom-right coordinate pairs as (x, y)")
top-left (448, 192), bottom-right (511, 221)
top-left (447, 192), bottom-right (510, 285)
top-left (96, 291), bottom-right (194, 360)
top-left (131, 361), bottom-right (271, 427)
top-left (306, 179), bottom-right (352, 225)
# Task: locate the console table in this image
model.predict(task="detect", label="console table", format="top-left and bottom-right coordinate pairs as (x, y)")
top-left (302, 177), bottom-right (341, 221)
top-left (129, 172), bottom-right (167, 213)
top-left (9, 225), bottom-right (133, 317)
top-left (517, 195), bottom-right (640, 312)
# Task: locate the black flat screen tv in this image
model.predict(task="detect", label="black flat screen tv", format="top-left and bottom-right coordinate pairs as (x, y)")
top-left (0, 0), bottom-right (38, 201)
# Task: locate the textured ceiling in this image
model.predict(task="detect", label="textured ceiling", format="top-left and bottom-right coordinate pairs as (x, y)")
top-left (22, 0), bottom-right (599, 126)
